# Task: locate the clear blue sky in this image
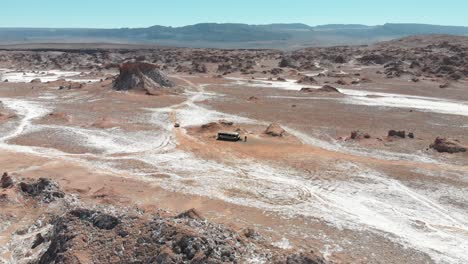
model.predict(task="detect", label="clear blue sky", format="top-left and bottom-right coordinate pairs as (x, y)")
top-left (1, 0), bottom-right (467, 28)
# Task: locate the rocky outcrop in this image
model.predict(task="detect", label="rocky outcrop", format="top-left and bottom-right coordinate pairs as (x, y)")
top-left (191, 62), bottom-right (208, 73)
top-left (265, 123), bottom-right (286, 137)
top-left (388, 130), bottom-right (406, 138)
top-left (19, 178), bottom-right (65, 203)
top-left (279, 57), bottom-right (297, 68)
top-left (358, 54), bottom-right (395, 65)
top-left (302, 85), bottom-right (341, 94)
top-left (318, 85), bottom-right (340, 93)
top-left (430, 137), bottom-right (467, 153)
top-left (1, 172), bottom-right (14, 188)
top-left (69, 209), bottom-right (120, 230)
top-left (113, 62), bottom-right (175, 95)
top-left (35, 206), bottom-right (327, 264)
top-left (296, 76), bottom-right (317, 85)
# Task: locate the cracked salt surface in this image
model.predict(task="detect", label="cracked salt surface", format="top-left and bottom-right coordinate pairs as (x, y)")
top-left (1, 91), bottom-right (468, 263)
top-left (228, 77), bottom-right (468, 117)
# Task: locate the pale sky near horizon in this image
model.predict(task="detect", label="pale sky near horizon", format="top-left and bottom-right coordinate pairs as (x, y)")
top-left (1, 0), bottom-right (467, 28)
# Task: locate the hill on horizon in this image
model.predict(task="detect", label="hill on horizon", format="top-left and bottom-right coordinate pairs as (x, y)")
top-left (1, 22), bottom-right (468, 49)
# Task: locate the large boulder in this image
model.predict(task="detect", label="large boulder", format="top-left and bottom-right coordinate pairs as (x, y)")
top-left (113, 62), bottom-right (175, 95)
top-left (430, 137), bottom-right (467, 153)
top-left (388, 130), bottom-right (406, 138)
top-left (1, 172), bottom-right (14, 188)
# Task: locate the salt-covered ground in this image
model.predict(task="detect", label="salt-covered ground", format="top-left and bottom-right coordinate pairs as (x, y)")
top-left (0, 76), bottom-right (467, 263)
top-left (0, 69), bottom-right (101, 83)
top-left (227, 77), bottom-right (468, 117)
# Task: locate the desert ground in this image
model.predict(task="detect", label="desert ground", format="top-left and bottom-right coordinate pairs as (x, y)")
top-left (0, 35), bottom-right (467, 263)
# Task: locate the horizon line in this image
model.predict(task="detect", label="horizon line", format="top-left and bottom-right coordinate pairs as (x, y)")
top-left (1, 22), bottom-right (468, 30)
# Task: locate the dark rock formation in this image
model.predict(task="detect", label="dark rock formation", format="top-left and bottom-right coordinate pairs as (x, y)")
top-left (69, 209), bottom-right (120, 230)
top-left (191, 62), bottom-right (208, 73)
top-left (1, 172), bottom-right (14, 188)
top-left (388, 130), bottom-right (406, 138)
top-left (113, 62), bottom-right (175, 95)
top-left (279, 57), bottom-right (297, 68)
top-left (270, 68), bottom-right (284, 75)
top-left (32, 233), bottom-right (46, 249)
top-left (358, 54), bottom-right (394, 65)
top-left (36, 207), bottom-right (327, 264)
top-left (296, 76), bottom-right (317, 85)
top-left (430, 137), bottom-right (467, 153)
top-left (19, 178), bottom-right (64, 203)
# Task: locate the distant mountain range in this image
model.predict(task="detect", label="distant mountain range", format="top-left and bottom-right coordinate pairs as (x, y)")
top-left (1, 23), bottom-right (468, 49)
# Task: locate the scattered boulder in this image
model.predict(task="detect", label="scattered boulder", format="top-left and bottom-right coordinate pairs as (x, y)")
top-left (439, 82), bottom-right (450, 89)
top-left (176, 208), bottom-right (204, 220)
top-left (113, 62), bottom-right (175, 95)
top-left (336, 79), bottom-right (348, 85)
top-left (265, 123), bottom-right (286, 137)
top-left (1, 172), bottom-right (14, 188)
top-left (19, 178), bottom-right (65, 203)
top-left (388, 130), bottom-right (406, 138)
top-left (430, 137), bottom-right (466, 153)
top-left (30, 78), bottom-right (42, 83)
top-left (296, 76), bottom-right (317, 85)
top-left (69, 209), bottom-right (120, 230)
top-left (270, 68), bottom-right (284, 75)
top-left (350, 130), bottom-right (371, 140)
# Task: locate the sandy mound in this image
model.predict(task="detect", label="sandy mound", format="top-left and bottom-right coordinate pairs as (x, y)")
top-left (265, 123), bottom-right (286, 137)
top-left (113, 62), bottom-right (175, 95)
